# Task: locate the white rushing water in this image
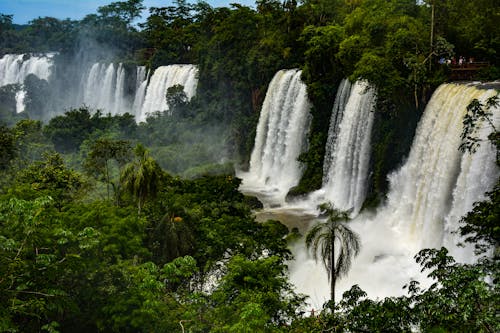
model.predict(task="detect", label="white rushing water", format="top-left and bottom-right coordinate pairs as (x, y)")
top-left (322, 79), bottom-right (352, 183)
top-left (285, 83), bottom-right (499, 309)
top-left (0, 53), bottom-right (55, 114)
top-left (0, 55), bottom-right (199, 122)
top-left (81, 63), bottom-right (129, 115)
top-left (0, 53), bottom-right (54, 86)
top-left (137, 64), bottom-right (198, 122)
top-left (132, 67), bottom-right (149, 117)
top-left (239, 69), bottom-right (312, 205)
top-left (319, 80), bottom-right (375, 215)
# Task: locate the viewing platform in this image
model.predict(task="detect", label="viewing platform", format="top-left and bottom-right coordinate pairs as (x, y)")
top-left (449, 62), bottom-right (490, 80)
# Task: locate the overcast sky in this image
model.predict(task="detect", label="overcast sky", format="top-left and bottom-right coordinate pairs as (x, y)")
top-left (1, 0), bottom-right (256, 24)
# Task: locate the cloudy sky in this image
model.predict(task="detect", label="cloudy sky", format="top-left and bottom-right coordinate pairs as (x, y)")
top-left (1, 0), bottom-right (256, 24)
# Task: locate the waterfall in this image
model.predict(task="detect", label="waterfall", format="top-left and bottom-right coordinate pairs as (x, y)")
top-left (136, 66), bottom-right (147, 90)
top-left (137, 64), bottom-right (198, 122)
top-left (322, 79), bottom-right (352, 183)
top-left (383, 84), bottom-right (498, 250)
top-left (0, 53), bottom-right (54, 86)
top-left (321, 81), bottom-right (376, 215)
top-left (0, 53), bottom-right (54, 114)
top-left (15, 90), bottom-right (26, 113)
top-left (81, 63), bottom-right (129, 115)
top-left (289, 83), bottom-right (499, 307)
top-left (240, 69), bottom-right (311, 204)
top-left (132, 67), bottom-right (149, 118)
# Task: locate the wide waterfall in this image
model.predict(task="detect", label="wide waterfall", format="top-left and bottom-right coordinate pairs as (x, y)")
top-left (320, 80), bottom-right (375, 215)
top-left (0, 53), bottom-right (55, 113)
top-left (289, 83), bottom-right (499, 309)
top-left (239, 69), bottom-right (311, 205)
top-left (137, 64), bottom-right (199, 122)
top-left (0, 53), bottom-right (54, 86)
top-left (0, 54), bottom-right (199, 122)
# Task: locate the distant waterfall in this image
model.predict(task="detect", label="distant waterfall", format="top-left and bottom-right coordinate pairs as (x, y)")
top-left (81, 63), bottom-right (129, 115)
top-left (240, 69), bottom-right (311, 204)
top-left (132, 66), bottom-right (149, 118)
top-left (15, 90), bottom-right (26, 113)
top-left (321, 81), bottom-right (376, 214)
top-left (0, 53), bottom-right (54, 113)
top-left (137, 65), bottom-right (198, 122)
top-left (0, 53), bottom-right (54, 86)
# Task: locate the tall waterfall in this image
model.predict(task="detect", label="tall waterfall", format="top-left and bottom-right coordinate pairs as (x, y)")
top-left (132, 66), bottom-right (149, 117)
top-left (81, 63), bottom-right (129, 115)
top-left (0, 53), bottom-right (54, 86)
top-left (322, 79), bottom-right (352, 182)
top-left (383, 84), bottom-right (498, 251)
top-left (137, 65), bottom-right (198, 122)
top-left (321, 80), bottom-right (376, 214)
top-left (240, 69), bottom-right (311, 204)
top-left (289, 83), bottom-right (499, 308)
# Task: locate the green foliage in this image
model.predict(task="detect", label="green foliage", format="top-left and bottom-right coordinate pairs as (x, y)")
top-left (84, 138), bottom-right (132, 201)
top-left (208, 254), bottom-right (305, 332)
top-left (14, 152), bottom-right (85, 207)
top-left (0, 125), bottom-right (17, 170)
top-left (460, 95), bottom-right (499, 155)
top-left (44, 107), bottom-right (136, 153)
top-left (459, 183), bottom-right (500, 255)
top-left (1, 1), bottom-right (499, 331)
top-left (121, 144), bottom-right (162, 214)
top-left (409, 248), bottom-right (499, 332)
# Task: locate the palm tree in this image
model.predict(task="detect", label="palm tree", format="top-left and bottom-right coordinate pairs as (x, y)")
top-left (120, 144), bottom-right (162, 215)
top-left (305, 202), bottom-right (361, 307)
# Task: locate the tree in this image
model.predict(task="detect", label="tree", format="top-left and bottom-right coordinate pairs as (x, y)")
top-left (84, 138), bottom-right (132, 201)
top-left (165, 84), bottom-right (189, 118)
top-left (0, 125), bottom-right (16, 171)
top-left (121, 144), bottom-right (162, 215)
top-left (306, 202), bottom-right (360, 307)
top-left (15, 152), bottom-right (85, 208)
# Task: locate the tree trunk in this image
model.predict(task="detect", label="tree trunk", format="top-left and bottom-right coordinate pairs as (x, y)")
top-left (330, 231), bottom-right (335, 307)
top-left (105, 161), bottom-right (110, 201)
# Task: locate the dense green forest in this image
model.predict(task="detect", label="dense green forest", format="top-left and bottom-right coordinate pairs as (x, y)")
top-left (1, 0), bottom-right (499, 331)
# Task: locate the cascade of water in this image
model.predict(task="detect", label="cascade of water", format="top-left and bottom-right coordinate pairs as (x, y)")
top-left (321, 81), bottom-right (376, 215)
top-left (322, 79), bottom-right (352, 183)
top-left (442, 86), bottom-right (499, 262)
top-left (0, 53), bottom-right (54, 86)
top-left (15, 90), bottom-right (26, 113)
top-left (384, 84), bottom-right (498, 250)
top-left (136, 66), bottom-right (147, 90)
top-left (0, 53), bottom-right (54, 114)
top-left (240, 69), bottom-right (311, 204)
top-left (81, 62), bottom-right (130, 115)
top-left (133, 67), bottom-right (149, 119)
top-left (137, 64), bottom-right (198, 122)
top-left (289, 83), bottom-right (499, 308)
top-left (112, 63), bottom-right (126, 115)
